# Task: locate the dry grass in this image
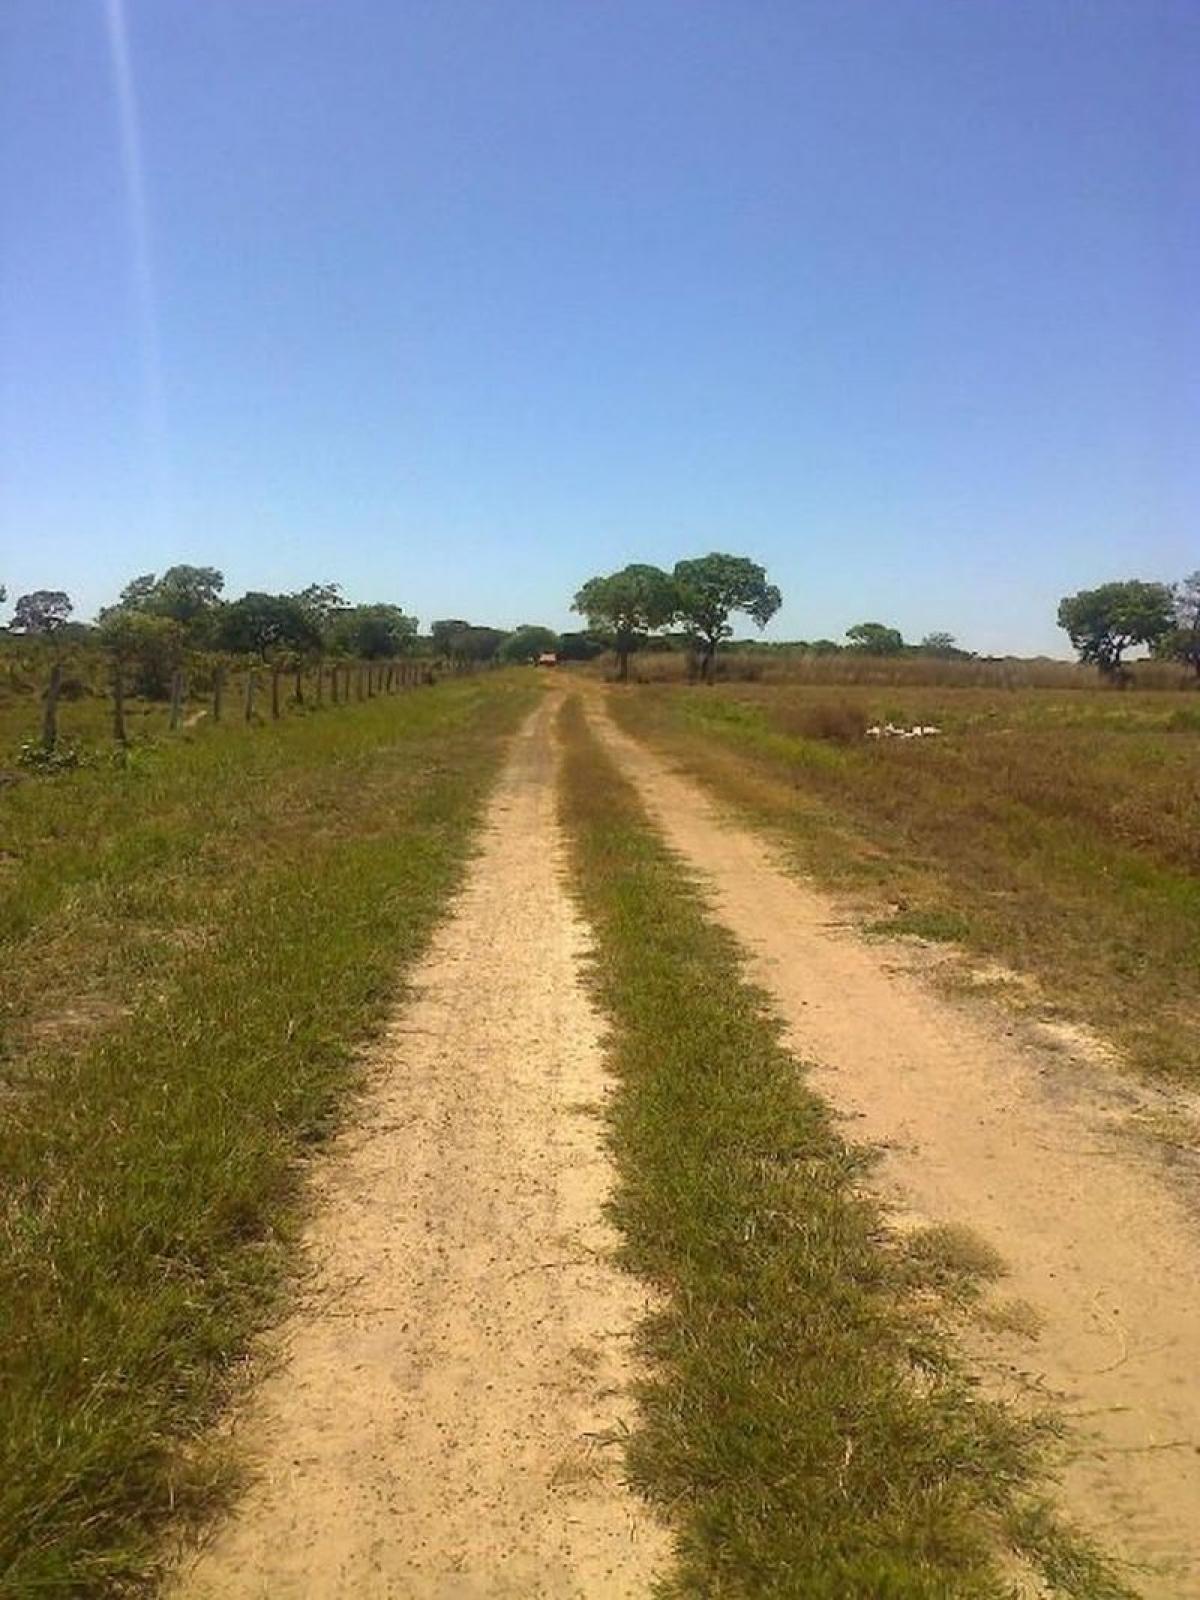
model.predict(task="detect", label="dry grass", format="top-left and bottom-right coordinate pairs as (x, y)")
top-left (607, 681), bottom-right (1200, 1082)
top-left (621, 649), bottom-right (1194, 692)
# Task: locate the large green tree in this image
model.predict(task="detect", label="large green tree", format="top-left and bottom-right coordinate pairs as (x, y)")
top-left (330, 604), bottom-right (418, 659)
top-left (846, 621), bottom-right (905, 656)
top-left (431, 619), bottom-right (507, 663)
top-left (672, 554), bottom-right (781, 681)
top-left (97, 609), bottom-right (185, 699)
top-left (215, 593), bottom-right (323, 660)
top-left (496, 625), bottom-right (560, 664)
top-left (572, 564), bottom-right (678, 681)
top-left (10, 590), bottom-right (73, 635)
top-left (117, 566), bottom-right (225, 631)
top-left (1057, 580), bottom-right (1173, 676)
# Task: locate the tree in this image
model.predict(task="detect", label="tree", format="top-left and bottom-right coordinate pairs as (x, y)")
top-left (293, 582), bottom-right (348, 640)
top-left (557, 630), bottom-right (606, 662)
top-left (215, 593), bottom-right (323, 660)
top-left (918, 631), bottom-right (966, 658)
top-left (1057, 580), bottom-right (1173, 676)
top-left (846, 622), bottom-right (905, 656)
top-left (117, 565), bottom-right (225, 627)
top-left (11, 590), bottom-right (73, 635)
top-left (672, 553), bottom-right (781, 682)
top-left (431, 620), bottom-right (507, 664)
top-left (331, 604), bottom-right (418, 659)
top-left (496, 625), bottom-right (560, 664)
top-left (431, 619), bottom-right (472, 658)
top-left (98, 608), bottom-right (185, 700)
top-left (572, 564), bottom-right (678, 681)
top-left (1153, 571), bottom-right (1200, 679)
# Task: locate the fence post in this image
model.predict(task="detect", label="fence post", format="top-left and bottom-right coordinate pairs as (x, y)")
top-left (212, 666), bottom-right (224, 724)
top-left (40, 660), bottom-right (63, 751)
top-left (294, 665), bottom-right (304, 706)
top-left (356, 664), bottom-right (365, 701)
top-left (112, 655), bottom-right (128, 746)
top-left (169, 669), bottom-right (184, 731)
top-left (315, 662), bottom-right (324, 707)
top-left (271, 666), bottom-right (281, 719)
top-left (244, 670), bottom-right (256, 723)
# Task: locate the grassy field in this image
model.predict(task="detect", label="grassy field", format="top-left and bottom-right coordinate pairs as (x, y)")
top-left (559, 695), bottom-right (1127, 1599)
top-left (0, 674), bottom-right (537, 1594)
top-left (606, 680), bottom-right (1200, 1084)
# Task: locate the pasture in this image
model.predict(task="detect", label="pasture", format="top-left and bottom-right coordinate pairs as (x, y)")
top-left (607, 672), bottom-right (1200, 1083)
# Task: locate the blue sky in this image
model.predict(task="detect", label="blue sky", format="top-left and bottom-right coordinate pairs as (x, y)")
top-left (1, 1), bottom-right (1196, 653)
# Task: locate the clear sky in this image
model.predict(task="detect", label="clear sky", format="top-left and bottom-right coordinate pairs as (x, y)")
top-left (1, 1), bottom-right (1196, 653)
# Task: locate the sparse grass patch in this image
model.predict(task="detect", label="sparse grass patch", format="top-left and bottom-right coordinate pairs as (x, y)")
top-left (0, 675), bottom-right (537, 1594)
top-left (558, 695), bottom-right (1127, 1598)
top-left (608, 682), bottom-right (1200, 1082)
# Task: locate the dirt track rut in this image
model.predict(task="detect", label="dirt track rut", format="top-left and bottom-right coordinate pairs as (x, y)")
top-left (175, 697), bottom-right (665, 1598)
top-left (589, 691), bottom-right (1200, 1600)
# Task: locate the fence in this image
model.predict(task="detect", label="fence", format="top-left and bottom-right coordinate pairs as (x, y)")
top-left (1, 647), bottom-right (477, 760)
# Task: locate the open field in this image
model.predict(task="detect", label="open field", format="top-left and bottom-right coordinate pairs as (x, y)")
top-left (0, 674), bottom-right (537, 1592)
top-left (606, 678), bottom-right (1200, 1083)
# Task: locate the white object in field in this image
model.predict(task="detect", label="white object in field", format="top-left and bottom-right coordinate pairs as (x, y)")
top-left (865, 723), bottom-right (942, 740)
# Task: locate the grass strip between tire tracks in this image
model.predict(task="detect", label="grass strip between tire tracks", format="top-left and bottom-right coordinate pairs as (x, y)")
top-left (558, 693), bottom-right (1131, 1600)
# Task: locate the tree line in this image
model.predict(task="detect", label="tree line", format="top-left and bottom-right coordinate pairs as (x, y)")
top-left (1, 570), bottom-right (484, 757)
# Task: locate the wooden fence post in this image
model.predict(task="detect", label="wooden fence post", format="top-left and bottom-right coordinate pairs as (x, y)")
top-left (112, 656), bottom-right (128, 746)
top-left (212, 667), bottom-right (224, 724)
top-left (357, 664), bottom-right (365, 701)
top-left (41, 660), bottom-right (63, 751)
top-left (294, 665), bottom-right (304, 706)
top-left (245, 670), bottom-right (256, 723)
top-left (169, 669), bottom-right (184, 731)
top-left (271, 666), bottom-right (281, 719)
top-left (315, 662), bottom-right (324, 707)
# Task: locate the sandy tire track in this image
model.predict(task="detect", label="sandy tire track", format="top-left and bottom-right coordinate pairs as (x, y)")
top-left (587, 689), bottom-right (1200, 1599)
top-left (173, 695), bottom-right (666, 1599)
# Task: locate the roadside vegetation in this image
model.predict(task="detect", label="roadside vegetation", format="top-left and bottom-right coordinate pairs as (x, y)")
top-left (606, 680), bottom-right (1200, 1083)
top-left (0, 674), bottom-right (537, 1593)
top-left (559, 694), bottom-right (1128, 1598)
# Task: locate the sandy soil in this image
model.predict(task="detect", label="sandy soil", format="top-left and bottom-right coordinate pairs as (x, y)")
top-left (174, 697), bottom-right (666, 1599)
top-left (589, 693), bottom-right (1200, 1600)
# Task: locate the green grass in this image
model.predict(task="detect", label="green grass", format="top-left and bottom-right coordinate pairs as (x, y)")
top-left (0, 674), bottom-right (537, 1595)
top-left (558, 694), bottom-right (1130, 1600)
top-left (607, 682), bottom-right (1200, 1082)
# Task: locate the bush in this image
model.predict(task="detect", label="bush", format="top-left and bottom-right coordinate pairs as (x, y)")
top-left (777, 701), bottom-right (870, 743)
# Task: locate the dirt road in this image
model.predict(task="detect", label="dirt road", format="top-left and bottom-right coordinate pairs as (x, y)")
top-left (589, 693), bottom-right (1200, 1600)
top-left (175, 698), bottom-right (666, 1598)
